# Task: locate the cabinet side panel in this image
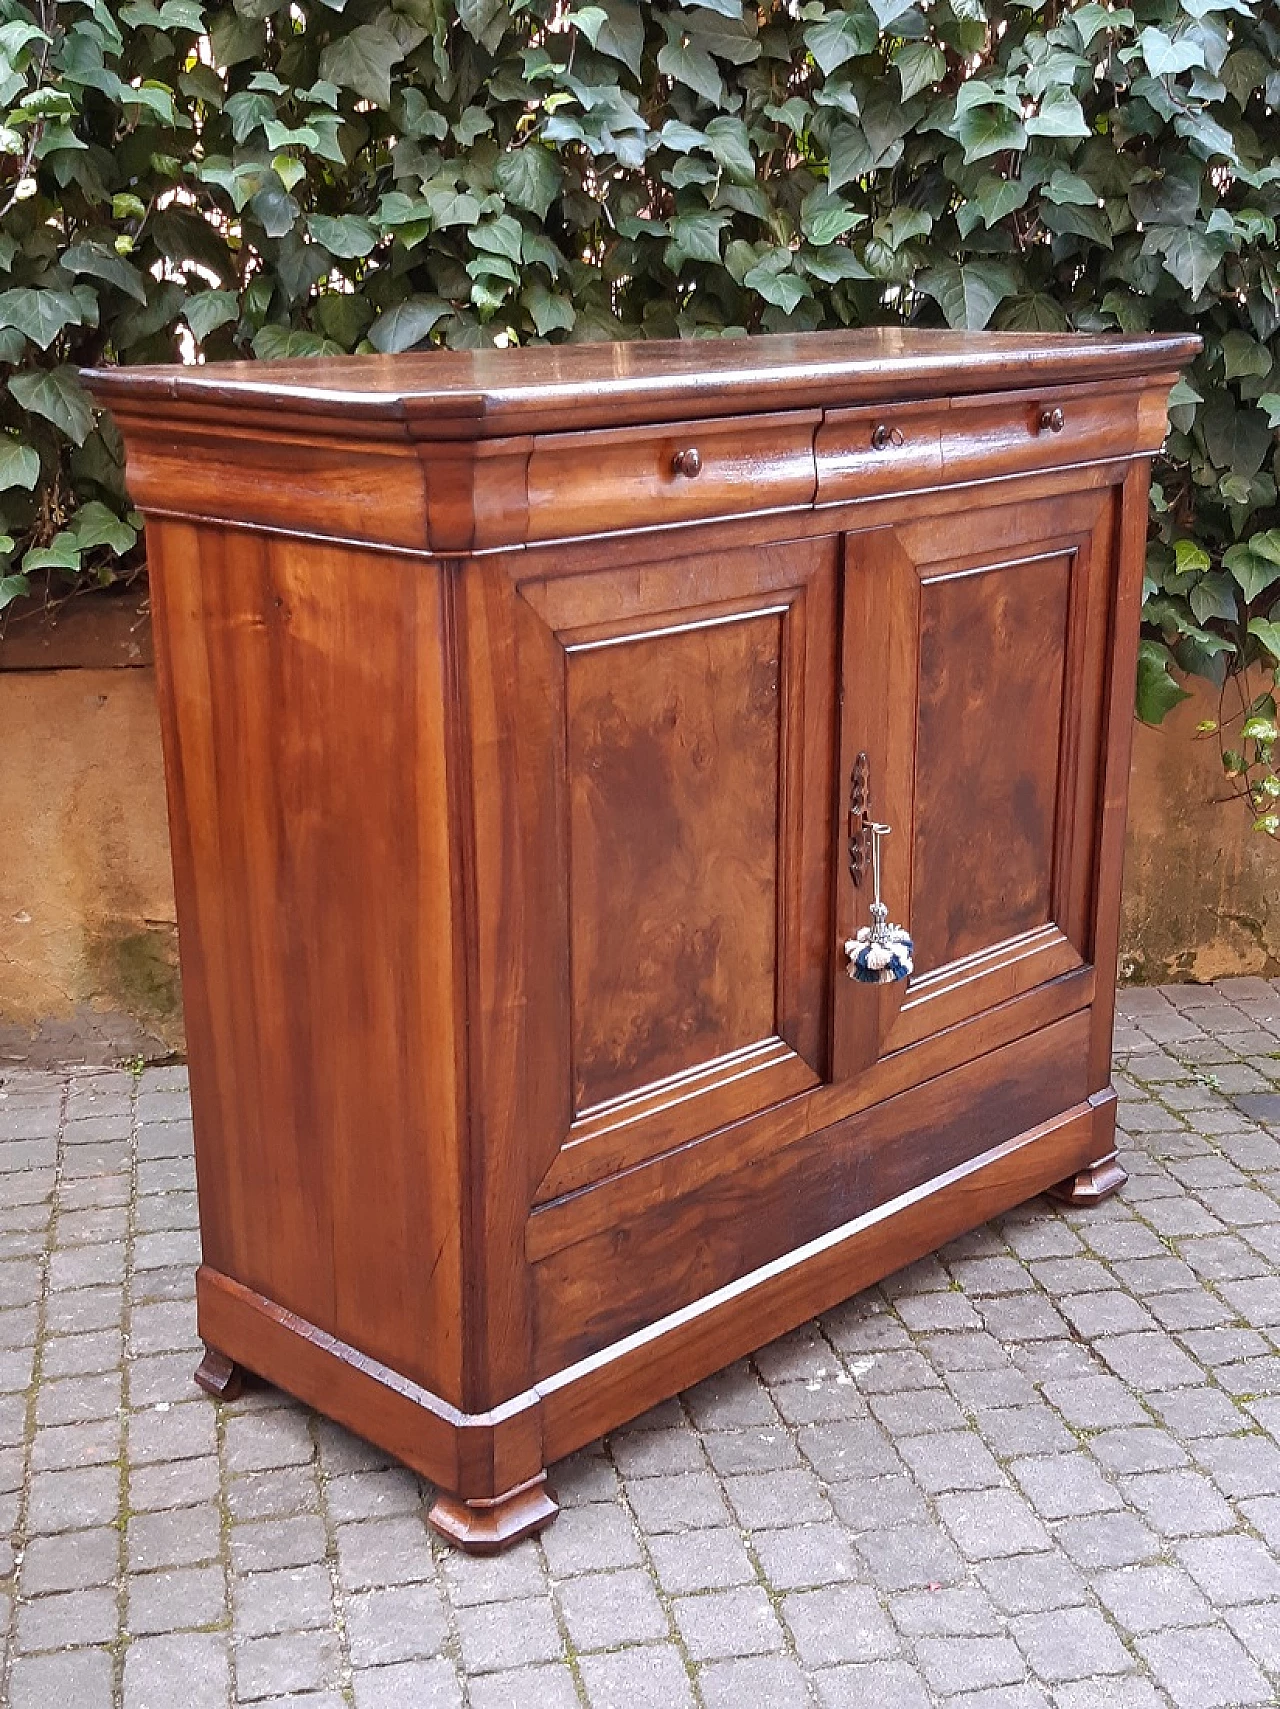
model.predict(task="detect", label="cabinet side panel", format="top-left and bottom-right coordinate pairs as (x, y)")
top-left (147, 519), bottom-right (465, 1402)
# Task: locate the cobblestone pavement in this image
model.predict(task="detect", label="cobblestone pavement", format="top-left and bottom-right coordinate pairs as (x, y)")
top-left (4, 983), bottom-right (1280, 1709)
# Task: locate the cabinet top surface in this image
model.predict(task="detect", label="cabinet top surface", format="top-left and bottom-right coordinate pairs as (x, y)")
top-left (84, 327), bottom-right (1198, 440)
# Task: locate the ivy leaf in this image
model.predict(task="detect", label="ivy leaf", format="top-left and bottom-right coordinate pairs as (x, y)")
top-left (522, 283), bottom-right (576, 336)
top-left (743, 263), bottom-right (812, 312)
top-left (1025, 86), bottom-right (1090, 138)
top-left (8, 367), bottom-right (94, 444)
top-left (1249, 619), bottom-right (1280, 661)
top-left (22, 533), bottom-right (82, 574)
top-left (184, 289), bottom-right (240, 341)
top-left (318, 25), bottom-right (403, 109)
top-left (1151, 225), bottom-right (1228, 298)
top-left (0, 439), bottom-right (39, 492)
top-left (895, 41), bottom-right (945, 101)
top-left (1136, 638), bottom-right (1191, 725)
top-left (589, 1), bottom-right (644, 77)
top-left (62, 240), bottom-right (148, 304)
top-left (657, 30), bottom-right (724, 103)
top-left (1188, 570), bottom-right (1237, 624)
top-left (1140, 26), bottom-right (1206, 77)
top-left (805, 9), bottom-right (876, 77)
top-left (251, 326), bottom-right (344, 359)
top-left (704, 116), bottom-right (755, 183)
top-left (1224, 532), bottom-right (1280, 602)
top-left (0, 573), bottom-right (30, 612)
top-left (494, 146), bottom-right (562, 220)
top-left (0, 288), bottom-right (84, 351)
top-left (1174, 538), bottom-right (1212, 576)
top-left (668, 209), bottom-right (729, 265)
top-left (368, 297), bottom-right (449, 353)
top-left (308, 214), bottom-right (378, 257)
top-left (456, 0), bottom-right (506, 51)
top-left (72, 500), bottom-right (137, 553)
top-left (954, 104), bottom-right (1027, 164)
top-left (919, 261), bottom-right (1016, 330)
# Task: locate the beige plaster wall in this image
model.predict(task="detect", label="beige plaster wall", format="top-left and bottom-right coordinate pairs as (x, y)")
top-left (0, 666), bottom-right (182, 1058)
top-left (1120, 672), bottom-right (1280, 984)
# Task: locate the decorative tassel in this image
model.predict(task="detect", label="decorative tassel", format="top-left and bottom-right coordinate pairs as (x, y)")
top-left (845, 905), bottom-right (915, 984)
top-left (844, 823), bottom-right (914, 985)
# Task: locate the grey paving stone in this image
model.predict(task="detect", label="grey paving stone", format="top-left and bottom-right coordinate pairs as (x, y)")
top-left (440, 1543), bottom-right (547, 1607)
top-left (350, 1658), bottom-right (464, 1708)
top-left (753, 1521), bottom-right (861, 1591)
top-left (454, 1596), bottom-right (563, 1673)
top-left (937, 1489), bottom-right (1052, 1559)
top-left (781, 1583), bottom-right (899, 1666)
top-left (898, 1431), bottom-right (1005, 1493)
top-left (608, 1424), bottom-right (705, 1478)
top-left (236, 1629), bottom-right (342, 1701)
top-left (130, 1453), bottom-right (221, 1512)
top-left (128, 1503), bottom-right (221, 1571)
top-left (234, 1565), bottom-right (335, 1640)
top-left (540, 1499), bottom-right (642, 1576)
top-left (26, 1464), bottom-right (121, 1534)
top-left (700, 1421), bottom-right (801, 1474)
top-left (127, 1565), bottom-right (226, 1635)
top-left (231, 1514), bottom-right (329, 1576)
top-left (467, 1664), bottom-right (581, 1709)
top-left (225, 1465), bottom-right (320, 1522)
top-left (1054, 1512), bottom-right (1163, 1571)
top-left (1175, 1532), bottom-right (1280, 1604)
top-left (672, 1583), bottom-right (783, 1660)
top-left (334, 1516), bottom-right (433, 1590)
top-left (344, 1584), bottom-right (447, 1665)
top-left (624, 1469), bottom-right (731, 1532)
top-left (1121, 1470), bottom-right (1237, 1538)
top-left (122, 1631), bottom-right (231, 1709)
top-left (854, 1521), bottom-right (967, 1591)
top-left (643, 1527), bottom-right (755, 1595)
top-left (1094, 1563), bottom-right (1214, 1634)
top-left (699, 1653), bottom-right (813, 1709)
top-left (20, 1526), bottom-right (119, 1593)
top-left (15, 1586), bottom-right (118, 1652)
top-left (1009, 1453), bottom-right (1124, 1520)
top-left (815, 1658), bottom-right (934, 1708)
top-left (916, 1634), bottom-right (1028, 1694)
top-left (556, 1567), bottom-right (668, 1649)
top-left (1136, 1625), bottom-right (1272, 1709)
top-left (1011, 1606), bottom-right (1132, 1682)
top-left (9, 1648), bottom-right (114, 1709)
top-left (722, 1465), bottom-right (831, 1529)
top-left (577, 1645), bottom-right (696, 1709)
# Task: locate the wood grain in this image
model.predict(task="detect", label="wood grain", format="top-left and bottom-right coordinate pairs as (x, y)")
top-left (87, 330), bottom-right (1196, 1544)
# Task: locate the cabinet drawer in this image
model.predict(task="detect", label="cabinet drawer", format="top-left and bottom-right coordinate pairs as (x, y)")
top-left (525, 412), bottom-right (818, 542)
top-left (816, 382), bottom-right (1144, 505)
top-left (940, 384), bottom-right (1142, 483)
top-left (814, 401), bottom-right (945, 502)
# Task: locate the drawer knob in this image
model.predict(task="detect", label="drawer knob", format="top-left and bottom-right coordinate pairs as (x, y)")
top-left (1038, 406), bottom-right (1066, 435)
top-left (871, 423), bottom-right (905, 451)
top-left (671, 446), bottom-right (703, 478)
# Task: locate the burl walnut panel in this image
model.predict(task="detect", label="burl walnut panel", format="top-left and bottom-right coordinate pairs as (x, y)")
top-left (566, 611), bottom-right (783, 1113)
top-left (85, 328), bottom-right (1198, 1552)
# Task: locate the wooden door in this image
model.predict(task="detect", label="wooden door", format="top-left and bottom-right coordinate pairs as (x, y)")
top-left (505, 535), bottom-right (840, 1204)
top-left (833, 486), bottom-right (1119, 1081)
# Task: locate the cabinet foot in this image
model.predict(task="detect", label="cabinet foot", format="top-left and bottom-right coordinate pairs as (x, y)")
top-left (194, 1346), bottom-right (247, 1401)
top-left (428, 1475), bottom-right (558, 1554)
top-left (1047, 1152), bottom-right (1127, 1207)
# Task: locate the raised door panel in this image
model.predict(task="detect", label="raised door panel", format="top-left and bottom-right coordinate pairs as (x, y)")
top-left (507, 537), bottom-right (840, 1202)
top-left (833, 488), bottom-right (1115, 1081)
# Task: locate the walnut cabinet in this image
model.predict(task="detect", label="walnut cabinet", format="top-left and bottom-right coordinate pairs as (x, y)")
top-left (86, 329), bottom-right (1197, 1551)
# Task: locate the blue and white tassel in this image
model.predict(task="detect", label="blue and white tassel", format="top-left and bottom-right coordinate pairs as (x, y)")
top-left (845, 822), bottom-right (914, 985)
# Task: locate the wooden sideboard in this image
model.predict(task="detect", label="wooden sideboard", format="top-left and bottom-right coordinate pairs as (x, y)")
top-left (85, 328), bottom-right (1198, 1551)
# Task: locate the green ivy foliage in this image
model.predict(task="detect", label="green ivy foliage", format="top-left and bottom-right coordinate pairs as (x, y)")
top-left (1, 0), bottom-right (1279, 801)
